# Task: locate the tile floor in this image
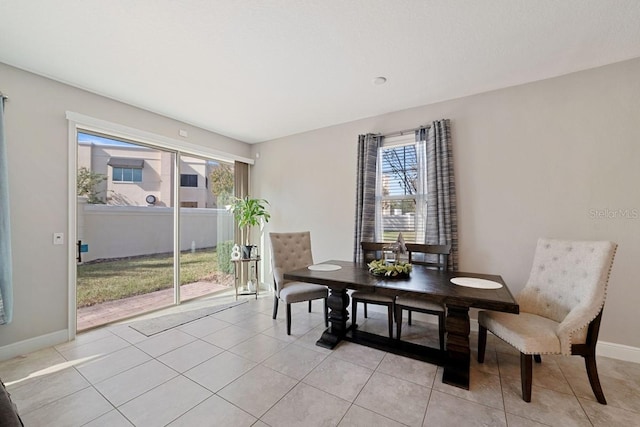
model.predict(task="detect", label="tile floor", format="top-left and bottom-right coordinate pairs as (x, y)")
top-left (1, 292), bottom-right (639, 427)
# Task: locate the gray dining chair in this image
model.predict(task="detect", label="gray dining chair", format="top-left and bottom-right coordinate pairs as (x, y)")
top-left (395, 243), bottom-right (451, 350)
top-left (477, 238), bottom-right (617, 404)
top-left (269, 231), bottom-right (328, 335)
top-left (351, 242), bottom-right (395, 338)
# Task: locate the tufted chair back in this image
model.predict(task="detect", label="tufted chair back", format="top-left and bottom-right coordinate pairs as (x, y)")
top-left (269, 232), bottom-right (314, 296)
top-left (518, 238), bottom-right (617, 353)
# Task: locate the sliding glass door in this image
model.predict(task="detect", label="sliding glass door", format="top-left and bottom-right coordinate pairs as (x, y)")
top-left (76, 132), bottom-right (234, 331)
top-left (178, 155), bottom-right (234, 302)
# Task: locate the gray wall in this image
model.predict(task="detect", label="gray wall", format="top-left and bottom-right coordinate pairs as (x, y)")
top-left (0, 62), bottom-right (251, 350)
top-left (252, 57), bottom-right (640, 349)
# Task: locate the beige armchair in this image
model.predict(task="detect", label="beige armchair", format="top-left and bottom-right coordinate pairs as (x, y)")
top-left (269, 232), bottom-right (328, 335)
top-left (477, 238), bottom-right (617, 403)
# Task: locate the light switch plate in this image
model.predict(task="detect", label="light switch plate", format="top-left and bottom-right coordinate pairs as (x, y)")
top-left (53, 232), bottom-right (64, 245)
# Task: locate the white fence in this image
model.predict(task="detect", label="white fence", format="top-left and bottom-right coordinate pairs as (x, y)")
top-left (77, 198), bottom-right (233, 262)
top-left (383, 214), bottom-right (415, 231)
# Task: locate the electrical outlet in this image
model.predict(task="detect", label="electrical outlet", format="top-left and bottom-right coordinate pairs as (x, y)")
top-left (53, 232), bottom-right (64, 245)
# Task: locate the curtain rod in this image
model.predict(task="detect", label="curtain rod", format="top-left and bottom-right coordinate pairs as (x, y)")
top-left (0, 92), bottom-right (7, 100)
top-left (379, 124), bottom-right (429, 138)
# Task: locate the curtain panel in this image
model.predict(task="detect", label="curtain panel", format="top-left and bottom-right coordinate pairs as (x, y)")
top-left (234, 161), bottom-right (250, 246)
top-left (417, 119), bottom-right (458, 270)
top-left (353, 134), bottom-right (382, 262)
top-left (0, 96), bottom-right (13, 324)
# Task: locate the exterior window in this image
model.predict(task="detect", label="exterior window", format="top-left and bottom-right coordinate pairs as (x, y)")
top-left (113, 167), bottom-right (142, 183)
top-left (180, 174), bottom-right (198, 187)
top-left (376, 137), bottom-right (426, 242)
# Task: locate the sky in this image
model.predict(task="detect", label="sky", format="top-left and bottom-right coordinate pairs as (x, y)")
top-left (77, 131), bottom-right (222, 166)
top-left (77, 132), bottom-right (137, 148)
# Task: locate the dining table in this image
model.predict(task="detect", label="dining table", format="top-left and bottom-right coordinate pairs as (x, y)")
top-left (284, 260), bottom-right (519, 390)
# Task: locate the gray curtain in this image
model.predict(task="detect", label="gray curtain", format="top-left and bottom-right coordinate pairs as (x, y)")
top-left (0, 95), bottom-right (13, 324)
top-left (353, 134), bottom-right (382, 262)
top-left (417, 119), bottom-right (458, 270)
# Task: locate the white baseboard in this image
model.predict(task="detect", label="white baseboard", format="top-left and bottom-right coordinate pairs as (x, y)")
top-left (0, 330), bottom-right (69, 362)
top-left (597, 341), bottom-right (640, 364)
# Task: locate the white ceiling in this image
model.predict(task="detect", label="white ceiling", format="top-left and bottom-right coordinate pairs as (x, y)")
top-left (2, 1), bottom-right (640, 143)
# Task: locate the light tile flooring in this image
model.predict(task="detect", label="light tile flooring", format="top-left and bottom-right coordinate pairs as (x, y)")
top-left (2, 292), bottom-right (639, 427)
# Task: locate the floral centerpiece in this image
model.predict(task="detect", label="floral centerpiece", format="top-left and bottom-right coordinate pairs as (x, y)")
top-left (368, 259), bottom-right (412, 278)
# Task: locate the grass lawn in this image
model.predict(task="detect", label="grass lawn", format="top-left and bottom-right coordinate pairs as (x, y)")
top-left (383, 231), bottom-right (416, 242)
top-left (77, 248), bottom-right (232, 307)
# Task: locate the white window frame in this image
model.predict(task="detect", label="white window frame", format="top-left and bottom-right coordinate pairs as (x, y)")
top-left (375, 134), bottom-right (427, 243)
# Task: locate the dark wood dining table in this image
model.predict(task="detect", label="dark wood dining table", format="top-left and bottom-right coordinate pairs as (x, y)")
top-left (284, 260), bottom-right (519, 390)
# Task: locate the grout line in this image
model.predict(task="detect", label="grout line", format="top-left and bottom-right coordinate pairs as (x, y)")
top-left (7, 298), bottom-right (640, 426)
top-left (495, 348), bottom-right (510, 426)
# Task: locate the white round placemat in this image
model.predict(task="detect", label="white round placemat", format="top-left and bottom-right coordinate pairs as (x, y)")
top-left (308, 264), bottom-right (342, 271)
top-left (450, 277), bottom-right (503, 289)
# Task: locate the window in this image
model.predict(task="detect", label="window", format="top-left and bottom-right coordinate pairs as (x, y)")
top-left (112, 167), bottom-right (142, 183)
top-left (376, 135), bottom-right (426, 243)
top-left (180, 174), bottom-right (198, 187)
top-left (107, 157), bottom-right (144, 183)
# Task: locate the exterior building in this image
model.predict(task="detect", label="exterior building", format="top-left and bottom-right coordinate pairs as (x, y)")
top-left (78, 139), bottom-right (219, 208)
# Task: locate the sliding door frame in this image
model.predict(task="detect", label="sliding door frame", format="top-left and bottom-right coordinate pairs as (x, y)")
top-left (66, 112), bottom-right (253, 340)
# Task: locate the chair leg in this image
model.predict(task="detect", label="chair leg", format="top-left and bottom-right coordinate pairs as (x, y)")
top-left (584, 355), bottom-right (607, 404)
top-left (408, 310), bottom-right (412, 325)
top-left (272, 296), bottom-right (279, 319)
top-left (286, 303), bottom-right (292, 335)
top-left (395, 306), bottom-right (403, 340)
top-left (323, 298), bottom-right (328, 327)
top-left (477, 325), bottom-right (487, 363)
top-left (352, 300), bottom-right (358, 326)
top-left (387, 303), bottom-right (393, 339)
top-left (364, 302), bottom-right (368, 318)
top-left (308, 300), bottom-right (312, 313)
top-left (534, 354), bottom-right (542, 363)
top-left (520, 353), bottom-right (533, 402)
top-left (438, 312), bottom-right (445, 351)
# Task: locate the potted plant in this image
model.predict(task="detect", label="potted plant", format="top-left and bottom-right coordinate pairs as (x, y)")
top-left (228, 196), bottom-right (271, 258)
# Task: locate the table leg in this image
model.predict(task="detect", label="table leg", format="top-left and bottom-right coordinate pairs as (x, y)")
top-left (442, 305), bottom-right (471, 389)
top-left (316, 287), bottom-right (350, 349)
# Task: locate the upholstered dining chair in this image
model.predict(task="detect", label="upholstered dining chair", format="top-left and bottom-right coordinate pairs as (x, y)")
top-left (269, 231), bottom-right (328, 335)
top-left (477, 238), bottom-right (617, 404)
top-left (351, 242), bottom-right (395, 338)
top-left (395, 244), bottom-right (451, 350)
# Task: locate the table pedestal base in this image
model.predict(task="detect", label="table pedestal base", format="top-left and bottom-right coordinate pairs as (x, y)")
top-left (316, 287), bottom-right (350, 349)
top-left (315, 291), bottom-right (473, 389)
top-left (347, 329), bottom-right (446, 366)
top-left (443, 305), bottom-right (471, 389)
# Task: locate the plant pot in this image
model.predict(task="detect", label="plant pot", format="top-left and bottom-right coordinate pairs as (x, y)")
top-left (242, 245), bottom-right (254, 259)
